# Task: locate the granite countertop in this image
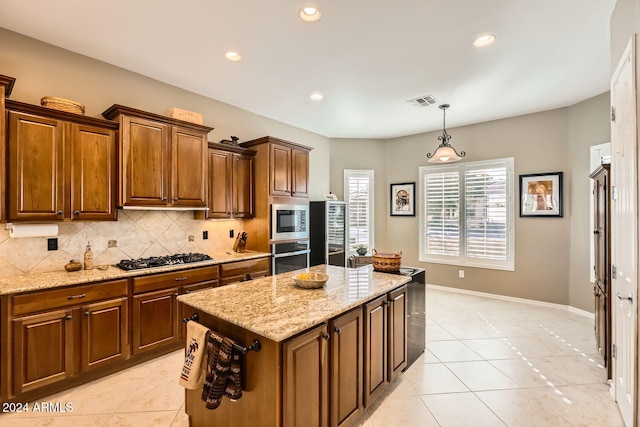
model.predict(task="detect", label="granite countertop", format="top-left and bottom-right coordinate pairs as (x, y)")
top-left (177, 264), bottom-right (411, 342)
top-left (0, 250), bottom-right (271, 296)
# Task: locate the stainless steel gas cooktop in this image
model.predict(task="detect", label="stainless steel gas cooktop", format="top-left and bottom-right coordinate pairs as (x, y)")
top-left (115, 253), bottom-right (212, 271)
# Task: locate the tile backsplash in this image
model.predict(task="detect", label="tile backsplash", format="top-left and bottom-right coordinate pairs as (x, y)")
top-left (0, 210), bottom-right (244, 278)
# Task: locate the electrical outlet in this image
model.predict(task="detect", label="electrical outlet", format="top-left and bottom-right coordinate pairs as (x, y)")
top-left (203, 231), bottom-right (208, 240)
top-left (229, 229), bottom-right (234, 238)
top-left (458, 270), bottom-right (464, 278)
top-left (188, 235), bottom-right (195, 242)
top-left (108, 240), bottom-right (117, 248)
top-left (47, 238), bottom-right (58, 251)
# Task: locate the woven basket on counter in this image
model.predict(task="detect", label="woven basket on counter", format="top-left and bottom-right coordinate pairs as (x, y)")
top-left (371, 249), bottom-right (402, 272)
top-left (40, 96), bottom-right (85, 115)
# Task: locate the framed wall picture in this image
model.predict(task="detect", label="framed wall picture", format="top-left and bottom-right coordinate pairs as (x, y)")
top-left (390, 182), bottom-right (416, 216)
top-left (519, 172), bottom-right (563, 217)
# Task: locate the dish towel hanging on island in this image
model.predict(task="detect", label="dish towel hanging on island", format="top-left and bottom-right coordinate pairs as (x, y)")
top-left (201, 330), bottom-right (243, 409)
top-left (178, 321), bottom-right (209, 390)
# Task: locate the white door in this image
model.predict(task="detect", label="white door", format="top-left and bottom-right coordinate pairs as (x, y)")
top-left (611, 36), bottom-right (637, 427)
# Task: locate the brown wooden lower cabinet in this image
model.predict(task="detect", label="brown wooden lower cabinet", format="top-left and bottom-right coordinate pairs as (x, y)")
top-left (132, 288), bottom-right (180, 355)
top-left (330, 307), bottom-right (363, 427)
top-left (388, 285), bottom-right (408, 381)
top-left (12, 296), bottom-right (130, 395)
top-left (12, 308), bottom-right (74, 394)
top-left (283, 323), bottom-right (329, 427)
top-left (363, 284), bottom-right (408, 407)
top-left (363, 295), bottom-right (388, 407)
top-left (9, 278), bottom-right (130, 397)
top-left (81, 297), bottom-right (129, 372)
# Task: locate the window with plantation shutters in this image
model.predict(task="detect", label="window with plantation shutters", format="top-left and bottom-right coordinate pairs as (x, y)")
top-left (344, 170), bottom-right (374, 254)
top-left (419, 158), bottom-right (514, 271)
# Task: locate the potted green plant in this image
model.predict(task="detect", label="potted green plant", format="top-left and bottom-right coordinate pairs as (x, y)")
top-left (355, 244), bottom-right (368, 256)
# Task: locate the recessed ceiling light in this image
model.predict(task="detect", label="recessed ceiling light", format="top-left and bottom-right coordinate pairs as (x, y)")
top-left (224, 51), bottom-right (242, 61)
top-left (299, 6), bottom-right (322, 22)
top-left (473, 34), bottom-right (496, 47)
top-left (310, 92), bottom-right (324, 101)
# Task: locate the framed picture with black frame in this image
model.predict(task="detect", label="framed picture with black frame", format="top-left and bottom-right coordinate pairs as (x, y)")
top-left (390, 182), bottom-right (416, 216)
top-left (519, 172), bottom-right (563, 217)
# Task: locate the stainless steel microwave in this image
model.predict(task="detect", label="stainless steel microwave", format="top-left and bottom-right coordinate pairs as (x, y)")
top-left (271, 204), bottom-right (309, 241)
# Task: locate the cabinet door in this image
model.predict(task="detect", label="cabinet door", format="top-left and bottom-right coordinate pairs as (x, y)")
top-left (121, 115), bottom-right (170, 206)
top-left (283, 323), bottom-right (329, 427)
top-left (330, 308), bottom-right (362, 427)
top-left (13, 309), bottom-right (73, 394)
top-left (81, 298), bottom-right (129, 372)
top-left (70, 123), bottom-right (117, 220)
top-left (388, 285), bottom-right (407, 380)
top-left (208, 149), bottom-right (232, 218)
top-left (291, 148), bottom-right (309, 198)
top-left (270, 144), bottom-right (291, 196)
top-left (233, 153), bottom-right (255, 218)
top-left (172, 126), bottom-right (208, 207)
top-left (132, 288), bottom-right (179, 354)
top-left (8, 111), bottom-right (65, 221)
top-left (363, 295), bottom-right (388, 408)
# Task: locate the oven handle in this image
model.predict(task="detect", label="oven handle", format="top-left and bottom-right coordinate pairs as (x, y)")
top-left (272, 249), bottom-right (311, 258)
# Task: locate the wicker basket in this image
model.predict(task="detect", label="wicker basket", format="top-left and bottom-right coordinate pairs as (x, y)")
top-left (371, 249), bottom-right (402, 272)
top-left (40, 96), bottom-right (85, 115)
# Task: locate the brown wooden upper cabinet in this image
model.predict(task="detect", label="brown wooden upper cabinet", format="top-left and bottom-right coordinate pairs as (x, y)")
top-left (0, 75), bottom-right (16, 223)
top-left (102, 105), bottom-right (213, 209)
top-left (7, 101), bottom-right (118, 221)
top-left (206, 142), bottom-right (255, 219)
top-left (242, 136), bottom-right (311, 199)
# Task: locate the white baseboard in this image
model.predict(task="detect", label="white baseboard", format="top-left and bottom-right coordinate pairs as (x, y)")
top-left (426, 284), bottom-right (595, 320)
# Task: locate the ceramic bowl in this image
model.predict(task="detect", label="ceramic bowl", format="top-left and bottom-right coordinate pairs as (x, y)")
top-left (293, 272), bottom-right (329, 289)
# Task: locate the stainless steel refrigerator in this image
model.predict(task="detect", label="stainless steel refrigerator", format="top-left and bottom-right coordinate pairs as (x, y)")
top-left (309, 201), bottom-right (347, 267)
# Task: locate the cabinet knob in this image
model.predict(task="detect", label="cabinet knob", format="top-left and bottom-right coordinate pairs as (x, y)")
top-left (57, 211), bottom-right (63, 215)
top-left (84, 311), bottom-right (90, 316)
top-left (322, 333), bottom-right (330, 340)
top-left (163, 197), bottom-right (168, 201)
top-left (65, 315), bottom-right (72, 320)
top-left (73, 210), bottom-right (80, 215)
top-left (173, 197), bottom-right (179, 201)
top-left (593, 230), bottom-right (600, 234)
top-left (335, 327), bottom-right (341, 334)
top-left (174, 292), bottom-right (179, 297)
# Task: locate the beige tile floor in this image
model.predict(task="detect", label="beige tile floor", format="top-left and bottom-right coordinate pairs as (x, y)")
top-left (0, 287), bottom-right (625, 426)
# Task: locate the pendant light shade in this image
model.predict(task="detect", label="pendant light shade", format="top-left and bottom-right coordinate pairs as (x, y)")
top-left (426, 104), bottom-right (465, 163)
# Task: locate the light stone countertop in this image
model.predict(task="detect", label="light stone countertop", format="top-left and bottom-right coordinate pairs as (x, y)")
top-left (0, 251), bottom-right (271, 295)
top-left (177, 264), bottom-right (411, 342)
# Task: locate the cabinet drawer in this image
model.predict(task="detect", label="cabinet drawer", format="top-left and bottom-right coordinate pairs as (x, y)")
top-left (133, 265), bottom-right (219, 294)
top-left (220, 258), bottom-right (270, 278)
top-left (13, 279), bottom-right (128, 316)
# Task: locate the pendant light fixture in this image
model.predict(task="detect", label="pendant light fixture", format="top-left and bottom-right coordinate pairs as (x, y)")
top-left (426, 104), bottom-right (466, 163)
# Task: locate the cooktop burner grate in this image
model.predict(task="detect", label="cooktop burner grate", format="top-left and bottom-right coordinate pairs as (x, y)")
top-left (115, 253), bottom-right (212, 271)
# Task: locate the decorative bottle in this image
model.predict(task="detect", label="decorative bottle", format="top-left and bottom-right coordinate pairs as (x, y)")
top-left (84, 242), bottom-right (94, 270)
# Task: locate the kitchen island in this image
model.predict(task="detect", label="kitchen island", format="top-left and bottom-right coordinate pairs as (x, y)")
top-left (177, 264), bottom-right (411, 427)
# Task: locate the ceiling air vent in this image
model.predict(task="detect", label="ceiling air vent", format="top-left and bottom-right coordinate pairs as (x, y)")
top-left (407, 95), bottom-right (438, 107)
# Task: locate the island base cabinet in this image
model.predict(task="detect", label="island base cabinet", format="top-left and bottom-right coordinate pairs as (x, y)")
top-left (283, 323), bottom-right (329, 427)
top-left (388, 285), bottom-right (408, 381)
top-left (330, 308), bottom-right (363, 427)
top-left (363, 295), bottom-right (388, 407)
